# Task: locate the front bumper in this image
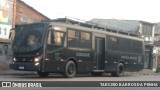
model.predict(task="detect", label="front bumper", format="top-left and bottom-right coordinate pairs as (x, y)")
top-left (10, 62), bottom-right (40, 71)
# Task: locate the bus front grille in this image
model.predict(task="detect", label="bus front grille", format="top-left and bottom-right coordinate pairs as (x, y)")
top-left (15, 57), bottom-right (34, 63)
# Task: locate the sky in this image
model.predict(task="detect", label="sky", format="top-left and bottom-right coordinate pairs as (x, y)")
top-left (21, 0), bottom-right (160, 23)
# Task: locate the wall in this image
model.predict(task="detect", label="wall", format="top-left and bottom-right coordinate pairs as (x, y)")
top-left (0, 0), bottom-right (13, 40)
top-left (0, 0), bottom-right (50, 70)
top-left (0, 43), bottom-right (12, 70)
top-left (139, 22), bottom-right (155, 44)
top-left (15, 0), bottom-right (49, 24)
top-left (0, 0), bottom-right (14, 70)
top-left (139, 22), bottom-right (155, 70)
top-left (153, 47), bottom-right (160, 72)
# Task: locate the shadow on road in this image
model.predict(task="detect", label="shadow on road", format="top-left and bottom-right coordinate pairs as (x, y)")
top-left (10, 73), bottom-right (134, 80)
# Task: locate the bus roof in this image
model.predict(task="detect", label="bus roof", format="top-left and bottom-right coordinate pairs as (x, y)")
top-left (16, 17), bottom-right (144, 41)
top-left (41, 18), bottom-right (143, 41)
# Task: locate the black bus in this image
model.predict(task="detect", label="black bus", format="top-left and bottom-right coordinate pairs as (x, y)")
top-left (10, 18), bottom-right (145, 78)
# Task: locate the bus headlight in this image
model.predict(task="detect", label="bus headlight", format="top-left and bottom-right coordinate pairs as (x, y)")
top-left (34, 58), bottom-right (39, 62)
top-left (13, 57), bottom-right (16, 62)
top-left (34, 55), bottom-right (42, 63)
top-left (34, 57), bottom-right (40, 66)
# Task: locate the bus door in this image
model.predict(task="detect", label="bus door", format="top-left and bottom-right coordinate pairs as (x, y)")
top-left (43, 30), bottom-right (65, 71)
top-left (95, 37), bottom-right (105, 70)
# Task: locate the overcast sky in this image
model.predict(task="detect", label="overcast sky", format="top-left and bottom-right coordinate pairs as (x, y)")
top-left (21, 0), bottom-right (160, 23)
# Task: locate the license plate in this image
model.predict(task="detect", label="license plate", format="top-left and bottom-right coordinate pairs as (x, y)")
top-left (19, 66), bottom-right (24, 69)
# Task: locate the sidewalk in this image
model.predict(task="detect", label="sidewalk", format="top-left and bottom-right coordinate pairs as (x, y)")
top-left (125, 69), bottom-right (160, 76)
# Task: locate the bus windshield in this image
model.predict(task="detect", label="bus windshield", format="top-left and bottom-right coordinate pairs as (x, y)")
top-left (12, 23), bottom-right (47, 53)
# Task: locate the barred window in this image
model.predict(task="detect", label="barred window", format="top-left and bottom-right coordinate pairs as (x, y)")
top-left (68, 30), bottom-right (92, 49)
top-left (81, 32), bottom-right (91, 40)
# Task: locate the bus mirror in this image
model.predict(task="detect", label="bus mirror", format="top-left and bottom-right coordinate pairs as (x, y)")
top-left (9, 29), bottom-right (15, 40)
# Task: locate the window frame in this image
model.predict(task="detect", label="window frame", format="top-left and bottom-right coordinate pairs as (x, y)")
top-left (67, 29), bottom-right (92, 49)
top-left (47, 29), bottom-right (66, 46)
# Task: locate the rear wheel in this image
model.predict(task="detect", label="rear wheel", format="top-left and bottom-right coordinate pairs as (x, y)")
top-left (37, 71), bottom-right (49, 77)
top-left (91, 72), bottom-right (103, 76)
top-left (111, 63), bottom-right (124, 77)
top-left (64, 61), bottom-right (77, 78)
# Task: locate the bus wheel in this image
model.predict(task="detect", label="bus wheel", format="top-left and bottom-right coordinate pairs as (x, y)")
top-left (37, 71), bottom-right (49, 77)
top-left (64, 61), bottom-right (76, 78)
top-left (91, 72), bottom-right (103, 76)
top-left (111, 63), bottom-right (124, 77)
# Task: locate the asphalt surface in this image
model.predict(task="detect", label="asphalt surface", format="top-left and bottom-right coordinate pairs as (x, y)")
top-left (0, 73), bottom-right (160, 90)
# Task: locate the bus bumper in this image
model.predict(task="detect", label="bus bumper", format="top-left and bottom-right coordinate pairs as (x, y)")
top-left (10, 62), bottom-right (40, 71)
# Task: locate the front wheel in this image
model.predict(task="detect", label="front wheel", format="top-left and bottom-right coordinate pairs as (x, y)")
top-left (111, 63), bottom-right (124, 77)
top-left (64, 61), bottom-right (77, 78)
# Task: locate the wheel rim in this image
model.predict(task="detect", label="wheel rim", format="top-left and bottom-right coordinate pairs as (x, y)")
top-left (118, 66), bottom-right (124, 74)
top-left (68, 64), bottom-right (75, 74)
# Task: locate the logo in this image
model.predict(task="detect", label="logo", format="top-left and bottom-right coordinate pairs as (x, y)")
top-left (76, 52), bottom-right (90, 57)
top-left (2, 82), bottom-right (11, 87)
top-left (55, 53), bottom-right (61, 60)
top-left (1, 82), bottom-right (43, 87)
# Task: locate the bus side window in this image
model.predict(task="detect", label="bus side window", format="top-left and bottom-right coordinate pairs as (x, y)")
top-left (47, 30), bottom-right (65, 45)
top-left (68, 30), bottom-right (80, 48)
top-left (47, 31), bottom-right (52, 44)
top-left (47, 30), bottom-right (55, 45)
top-left (47, 30), bottom-right (55, 52)
top-left (54, 32), bottom-right (64, 45)
top-left (80, 32), bottom-right (92, 49)
top-left (68, 30), bottom-right (91, 49)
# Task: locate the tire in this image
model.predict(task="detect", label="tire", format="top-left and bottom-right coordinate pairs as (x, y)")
top-left (91, 72), bottom-right (103, 76)
top-left (64, 61), bottom-right (76, 78)
top-left (111, 63), bottom-right (124, 77)
top-left (37, 71), bottom-right (49, 77)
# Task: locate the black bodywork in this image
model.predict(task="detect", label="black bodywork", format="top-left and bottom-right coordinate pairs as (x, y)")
top-left (10, 20), bottom-right (144, 76)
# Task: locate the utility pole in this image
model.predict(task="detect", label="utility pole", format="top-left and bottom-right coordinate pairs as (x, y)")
top-left (12, 0), bottom-right (16, 28)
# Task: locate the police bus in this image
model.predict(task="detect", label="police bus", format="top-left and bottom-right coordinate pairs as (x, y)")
top-left (10, 18), bottom-right (144, 78)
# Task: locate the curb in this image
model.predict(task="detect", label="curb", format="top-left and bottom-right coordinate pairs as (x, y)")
top-left (125, 69), bottom-right (160, 76)
top-left (133, 73), bottom-right (160, 76)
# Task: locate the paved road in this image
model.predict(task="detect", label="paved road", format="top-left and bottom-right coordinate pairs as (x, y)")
top-left (0, 74), bottom-right (160, 90)
top-left (0, 73), bottom-right (160, 81)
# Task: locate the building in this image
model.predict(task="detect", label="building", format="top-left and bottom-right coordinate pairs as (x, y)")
top-left (0, 0), bottom-right (14, 66)
top-left (153, 22), bottom-right (160, 72)
top-left (15, 0), bottom-right (50, 25)
top-left (0, 0), bottom-right (50, 69)
top-left (89, 19), bottom-right (155, 70)
top-left (10, 0), bottom-right (50, 40)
